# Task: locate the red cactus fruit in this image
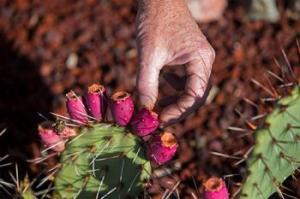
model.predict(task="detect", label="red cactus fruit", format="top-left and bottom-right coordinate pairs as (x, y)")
top-left (131, 108), bottom-right (159, 137)
top-left (86, 84), bottom-right (106, 121)
top-left (66, 91), bottom-right (88, 124)
top-left (38, 123), bottom-right (65, 152)
top-left (148, 132), bottom-right (178, 165)
top-left (59, 126), bottom-right (78, 139)
top-left (203, 177), bottom-right (229, 199)
top-left (110, 91), bottom-right (134, 126)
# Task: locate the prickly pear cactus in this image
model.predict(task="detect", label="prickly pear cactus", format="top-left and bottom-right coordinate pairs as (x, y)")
top-left (37, 85), bottom-right (177, 198)
top-left (240, 86), bottom-right (300, 198)
top-left (54, 124), bottom-right (151, 199)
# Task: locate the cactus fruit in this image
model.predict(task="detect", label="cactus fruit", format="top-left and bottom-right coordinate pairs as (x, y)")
top-left (203, 177), bottom-right (229, 199)
top-left (131, 108), bottom-right (159, 137)
top-left (54, 124), bottom-right (151, 198)
top-left (36, 84), bottom-right (179, 198)
top-left (86, 84), bottom-right (106, 121)
top-left (38, 122), bottom-right (65, 152)
top-left (147, 132), bottom-right (178, 165)
top-left (240, 86), bottom-right (300, 198)
top-left (66, 91), bottom-right (89, 124)
top-left (110, 91), bottom-right (134, 126)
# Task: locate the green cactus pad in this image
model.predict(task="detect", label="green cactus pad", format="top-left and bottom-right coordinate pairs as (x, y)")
top-left (54, 124), bottom-right (151, 199)
top-left (240, 86), bottom-right (300, 198)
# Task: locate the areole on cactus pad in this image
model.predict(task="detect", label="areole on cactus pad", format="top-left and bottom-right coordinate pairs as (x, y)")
top-left (38, 83), bottom-right (178, 198)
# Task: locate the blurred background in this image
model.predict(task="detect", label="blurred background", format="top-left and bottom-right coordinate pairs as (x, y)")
top-left (0, 0), bottom-right (299, 198)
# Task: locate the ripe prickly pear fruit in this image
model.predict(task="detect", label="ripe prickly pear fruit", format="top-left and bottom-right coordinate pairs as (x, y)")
top-left (110, 91), bottom-right (134, 126)
top-left (203, 177), bottom-right (229, 199)
top-left (147, 132), bottom-right (178, 165)
top-left (131, 108), bottom-right (159, 137)
top-left (38, 122), bottom-right (65, 152)
top-left (86, 84), bottom-right (106, 121)
top-left (66, 91), bottom-right (88, 124)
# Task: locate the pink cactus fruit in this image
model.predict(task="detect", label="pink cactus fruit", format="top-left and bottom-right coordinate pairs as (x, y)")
top-left (59, 126), bottom-right (78, 139)
top-left (38, 123), bottom-right (65, 152)
top-left (148, 132), bottom-right (178, 165)
top-left (86, 84), bottom-right (106, 121)
top-left (131, 108), bottom-right (159, 137)
top-left (203, 177), bottom-right (229, 199)
top-left (66, 91), bottom-right (88, 124)
top-left (110, 91), bottom-right (134, 126)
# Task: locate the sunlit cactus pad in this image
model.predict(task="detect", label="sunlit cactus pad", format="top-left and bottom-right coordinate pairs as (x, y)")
top-left (241, 86), bottom-right (300, 198)
top-left (54, 124), bottom-right (151, 199)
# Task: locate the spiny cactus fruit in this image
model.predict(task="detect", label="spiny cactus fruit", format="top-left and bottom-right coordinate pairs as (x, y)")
top-left (203, 177), bottom-right (229, 199)
top-left (66, 91), bottom-right (89, 124)
top-left (240, 86), bottom-right (300, 198)
top-left (131, 108), bottom-right (159, 137)
top-left (110, 91), bottom-right (134, 126)
top-left (147, 132), bottom-right (178, 165)
top-left (86, 84), bottom-right (106, 121)
top-left (37, 84), bottom-right (178, 198)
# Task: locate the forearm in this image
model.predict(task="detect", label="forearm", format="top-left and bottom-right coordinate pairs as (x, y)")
top-left (137, 0), bottom-right (193, 28)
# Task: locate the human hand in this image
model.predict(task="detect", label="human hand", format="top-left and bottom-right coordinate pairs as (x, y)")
top-left (136, 0), bottom-right (215, 127)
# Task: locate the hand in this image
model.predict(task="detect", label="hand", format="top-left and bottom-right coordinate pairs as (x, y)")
top-left (136, 0), bottom-right (215, 126)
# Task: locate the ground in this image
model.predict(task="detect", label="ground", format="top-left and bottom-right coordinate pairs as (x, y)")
top-left (0, 0), bottom-right (299, 198)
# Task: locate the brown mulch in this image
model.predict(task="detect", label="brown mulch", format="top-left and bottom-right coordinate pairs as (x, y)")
top-left (0, 0), bottom-right (299, 198)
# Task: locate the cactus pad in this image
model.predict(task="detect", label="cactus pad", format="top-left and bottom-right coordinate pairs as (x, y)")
top-left (240, 86), bottom-right (300, 198)
top-left (54, 124), bottom-right (151, 199)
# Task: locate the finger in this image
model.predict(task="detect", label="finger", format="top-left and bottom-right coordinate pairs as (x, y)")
top-left (160, 55), bottom-right (213, 126)
top-left (137, 51), bottom-right (165, 109)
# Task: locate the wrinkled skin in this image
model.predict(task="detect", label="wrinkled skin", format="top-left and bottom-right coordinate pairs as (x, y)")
top-left (136, 0), bottom-right (215, 126)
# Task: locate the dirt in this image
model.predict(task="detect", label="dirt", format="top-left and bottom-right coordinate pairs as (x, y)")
top-left (0, 0), bottom-right (299, 198)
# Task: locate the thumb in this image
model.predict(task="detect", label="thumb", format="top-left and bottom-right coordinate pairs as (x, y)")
top-left (137, 50), bottom-right (166, 109)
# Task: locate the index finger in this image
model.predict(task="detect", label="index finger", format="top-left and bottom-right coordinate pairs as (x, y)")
top-left (159, 54), bottom-right (213, 126)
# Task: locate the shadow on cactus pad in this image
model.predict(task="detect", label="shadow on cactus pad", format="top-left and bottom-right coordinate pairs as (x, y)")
top-left (54, 124), bottom-right (151, 198)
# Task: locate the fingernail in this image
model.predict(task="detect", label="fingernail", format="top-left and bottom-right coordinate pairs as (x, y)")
top-left (140, 94), bottom-right (155, 110)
